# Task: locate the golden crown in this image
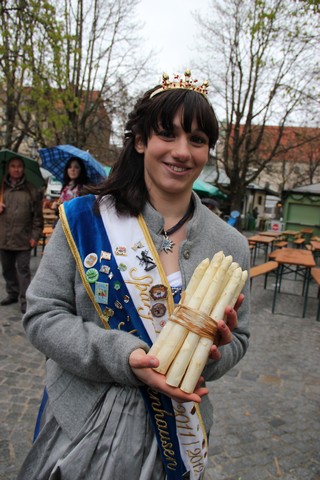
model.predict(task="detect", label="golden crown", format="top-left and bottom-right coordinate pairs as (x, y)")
top-left (150, 69), bottom-right (209, 99)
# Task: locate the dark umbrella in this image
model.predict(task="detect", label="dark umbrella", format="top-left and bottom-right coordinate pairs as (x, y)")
top-left (201, 197), bottom-right (222, 216)
top-left (201, 197), bottom-right (220, 208)
top-left (0, 149), bottom-right (45, 202)
top-left (38, 145), bottom-right (106, 184)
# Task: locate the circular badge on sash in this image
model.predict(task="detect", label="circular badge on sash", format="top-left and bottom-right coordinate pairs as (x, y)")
top-left (151, 303), bottom-right (167, 318)
top-left (84, 253), bottom-right (98, 268)
top-left (86, 268), bottom-right (99, 283)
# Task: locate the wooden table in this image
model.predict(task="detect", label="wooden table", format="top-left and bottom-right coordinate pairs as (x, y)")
top-left (43, 225), bottom-right (54, 236)
top-left (281, 230), bottom-right (301, 246)
top-left (34, 226), bottom-right (54, 256)
top-left (43, 226), bottom-right (53, 246)
top-left (270, 248), bottom-right (316, 317)
top-left (247, 234), bottom-right (275, 263)
top-left (282, 230), bottom-right (299, 236)
top-left (301, 227), bottom-right (314, 243)
top-left (301, 228), bottom-right (314, 235)
top-left (43, 208), bottom-right (58, 226)
top-left (311, 268), bottom-right (320, 321)
top-left (260, 231), bottom-right (283, 238)
top-left (282, 230), bottom-right (299, 241)
top-left (311, 240), bottom-right (320, 263)
top-left (310, 240), bottom-right (320, 251)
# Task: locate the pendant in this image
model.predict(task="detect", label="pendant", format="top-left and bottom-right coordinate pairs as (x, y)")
top-left (162, 234), bottom-right (175, 254)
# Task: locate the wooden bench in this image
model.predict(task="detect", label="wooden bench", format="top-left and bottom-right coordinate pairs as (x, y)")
top-left (305, 244), bottom-right (314, 252)
top-left (43, 208), bottom-right (58, 227)
top-left (293, 238), bottom-right (305, 248)
top-left (249, 244), bottom-right (256, 265)
top-left (301, 228), bottom-right (313, 243)
top-left (311, 267), bottom-right (320, 321)
top-left (250, 261), bottom-right (278, 289)
top-left (33, 208), bottom-right (57, 256)
top-left (273, 241), bottom-right (288, 249)
top-left (268, 251), bottom-right (277, 261)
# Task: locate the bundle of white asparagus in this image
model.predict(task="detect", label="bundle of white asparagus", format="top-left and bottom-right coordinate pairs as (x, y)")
top-left (148, 251), bottom-right (248, 393)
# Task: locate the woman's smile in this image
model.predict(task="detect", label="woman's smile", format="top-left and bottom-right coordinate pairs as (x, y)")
top-left (164, 163), bottom-right (192, 174)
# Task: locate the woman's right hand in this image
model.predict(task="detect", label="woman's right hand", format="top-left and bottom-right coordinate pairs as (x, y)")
top-left (129, 348), bottom-right (208, 403)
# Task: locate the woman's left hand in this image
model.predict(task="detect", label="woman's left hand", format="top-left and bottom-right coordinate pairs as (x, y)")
top-left (209, 293), bottom-right (244, 361)
top-left (129, 348), bottom-right (208, 403)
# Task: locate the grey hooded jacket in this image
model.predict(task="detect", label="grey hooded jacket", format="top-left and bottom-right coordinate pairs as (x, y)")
top-left (23, 193), bottom-right (250, 439)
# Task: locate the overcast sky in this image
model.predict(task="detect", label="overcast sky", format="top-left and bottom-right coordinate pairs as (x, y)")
top-left (135, 0), bottom-right (210, 81)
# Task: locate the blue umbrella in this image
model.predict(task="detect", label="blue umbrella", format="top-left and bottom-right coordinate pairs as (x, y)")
top-left (38, 145), bottom-right (106, 184)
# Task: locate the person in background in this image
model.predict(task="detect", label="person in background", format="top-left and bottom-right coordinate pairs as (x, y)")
top-left (0, 157), bottom-right (43, 314)
top-left (252, 206), bottom-right (259, 219)
top-left (59, 157), bottom-right (88, 203)
top-left (18, 70), bottom-right (250, 480)
top-left (252, 206), bottom-right (259, 229)
top-left (50, 156), bottom-right (89, 224)
top-left (201, 197), bottom-right (222, 216)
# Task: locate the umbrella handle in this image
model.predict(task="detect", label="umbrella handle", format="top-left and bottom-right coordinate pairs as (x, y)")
top-left (0, 160), bottom-right (6, 204)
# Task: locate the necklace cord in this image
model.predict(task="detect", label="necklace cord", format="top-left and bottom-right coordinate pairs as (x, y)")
top-left (161, 200), bottom-right (194, 236)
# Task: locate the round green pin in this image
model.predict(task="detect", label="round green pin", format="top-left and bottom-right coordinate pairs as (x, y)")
top-left (86, 268), bottom-right (99, 283)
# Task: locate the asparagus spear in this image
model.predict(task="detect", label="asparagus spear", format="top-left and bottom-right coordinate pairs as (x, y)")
top-left (180, 267), bottom-right (244, 393)
top-left (166, 253), bottom-right (231, 386)
top-left (148, 258), bottom-right (210, 374)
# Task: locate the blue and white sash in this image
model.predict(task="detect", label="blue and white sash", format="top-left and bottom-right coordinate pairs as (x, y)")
top-left (60, 195), bottom-right (208, 480)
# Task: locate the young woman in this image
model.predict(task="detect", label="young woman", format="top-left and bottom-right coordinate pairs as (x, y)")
top-left (50, 157), bottom-right (88, 210)
top-left (18, 71), bottom-right (250, 480)
top-left (59, 157), bottom-right (88, 202)
top-left (50, 157), bottom-right (88, 225)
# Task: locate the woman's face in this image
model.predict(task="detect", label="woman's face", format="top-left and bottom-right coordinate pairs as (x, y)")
top-left (135, 111), bottom-right (209, 201)
top-left (67, 160), bottom-right (81, 180)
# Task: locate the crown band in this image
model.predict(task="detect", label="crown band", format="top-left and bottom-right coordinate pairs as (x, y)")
top-left (150, 69), bottom-right (209, 99)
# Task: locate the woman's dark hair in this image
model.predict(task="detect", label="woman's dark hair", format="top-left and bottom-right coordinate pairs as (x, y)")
top-left (62, 157), bottom-right (88, 189)
top-left (88, 86), bottom-right (219, 216)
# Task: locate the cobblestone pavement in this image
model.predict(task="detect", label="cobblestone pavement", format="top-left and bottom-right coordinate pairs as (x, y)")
top-left (1, 242), bottom-right (320, 480)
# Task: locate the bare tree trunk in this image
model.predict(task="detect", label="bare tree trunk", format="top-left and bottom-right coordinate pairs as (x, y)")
top-left (195, 0), bottom-right (319, 207)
